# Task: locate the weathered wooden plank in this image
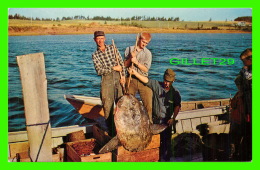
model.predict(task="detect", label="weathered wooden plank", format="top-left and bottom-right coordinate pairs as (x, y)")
top-left (201, 117), bottom-right (211, 124)
top-left (181, 119), bottom-right (193, 132)
top-left (181, 98), bottom-right (229, 110)
top-left (8, 125), bottom-right (94, 143)
top-left (175, 121), bottom-right (184, 133)
top-left (190, 118), bottom-right (202, 131)
top-left (17, 53), bottom-right (52, 162)
top-left (221, 100), bottom-right (230, 106)
top-left (176, 106), bottom-right (226, 120)
top-left (8, 131), bottom-right (28, 143)
top-left (181, 102), bottom-right (196, 111)
top-left (197, 101), bottom-right (221, 109)
top-left (210, 115), bottom-right (218, 122)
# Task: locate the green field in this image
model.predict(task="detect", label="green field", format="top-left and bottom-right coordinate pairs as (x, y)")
top-left (9, 19), bottom-right (248, 29)
top-left (8, 19), bottom-right (252, 36)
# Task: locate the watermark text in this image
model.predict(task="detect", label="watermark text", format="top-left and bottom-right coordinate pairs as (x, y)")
top-left (169, 58), bottom-right (235, 65)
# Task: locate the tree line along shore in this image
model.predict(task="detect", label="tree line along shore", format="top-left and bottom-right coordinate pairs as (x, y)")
top-left (8, 19), bottom-right (252, 36)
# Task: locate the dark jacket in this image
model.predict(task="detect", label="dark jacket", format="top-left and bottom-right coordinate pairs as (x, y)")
top-left (145, 79), bottom-right (181, 119)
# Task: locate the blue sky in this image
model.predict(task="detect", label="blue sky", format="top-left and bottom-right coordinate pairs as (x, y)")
top-left (8, 8), bottom-right (252, 21)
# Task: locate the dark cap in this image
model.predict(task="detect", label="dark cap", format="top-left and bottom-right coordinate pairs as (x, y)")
top-left (164, 69), bottom-right (176, 82)
top-left (94, 31), bottom-right (105, 38)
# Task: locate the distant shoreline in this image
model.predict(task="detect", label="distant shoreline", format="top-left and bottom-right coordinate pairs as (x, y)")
top-left (8, 29), bottom-right (251, 36)
top-left (8, 19), bottom-right (251, 36)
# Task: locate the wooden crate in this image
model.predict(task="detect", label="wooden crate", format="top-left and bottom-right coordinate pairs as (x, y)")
top-left (92, 125), bottom-right (111, 146)
top-left (9, 141), bottom-right (29, 159)
top-left (16, 151), bottom-right (60, 162)
top-left (114, 135), bottom-right (160, 162)
top-left (66, 138), bottom-right (112, 162)
top-left (115, 148), bottom-right (159, 162)
top-left (93, 125), bottom-right (160, 162)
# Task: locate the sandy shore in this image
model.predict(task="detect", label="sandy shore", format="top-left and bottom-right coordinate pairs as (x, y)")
top-left (8, 24), bottom-right (250, 36)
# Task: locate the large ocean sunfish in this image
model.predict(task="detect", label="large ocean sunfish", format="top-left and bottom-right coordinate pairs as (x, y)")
top-left (99, 94), bottom-right (167, 153)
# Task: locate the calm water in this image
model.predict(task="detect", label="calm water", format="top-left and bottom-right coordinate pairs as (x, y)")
top-left (8, 33), bottom-right (252, 132)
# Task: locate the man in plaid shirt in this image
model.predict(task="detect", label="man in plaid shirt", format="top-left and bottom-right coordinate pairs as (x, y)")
top-left (92, 31), bottom-right (125, 136)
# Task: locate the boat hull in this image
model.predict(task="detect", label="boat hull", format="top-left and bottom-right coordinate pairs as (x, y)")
top-left (64, 95), bottom-right (105, 119)
top-left (65, 94), bottom-right (230, 118)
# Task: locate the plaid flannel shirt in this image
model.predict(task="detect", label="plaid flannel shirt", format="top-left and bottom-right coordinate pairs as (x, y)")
top-left (92, 44), bottom-right (125, 76)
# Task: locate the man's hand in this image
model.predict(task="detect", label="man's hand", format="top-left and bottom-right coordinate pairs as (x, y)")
top-left (127, 67), bottom-right (148, 84)
top-left (131, 51), bottom-right (139, 65)
top-left (128, 67), bottom-right (137, 75)
top-left (167, 118), bottom-right (175, 126)
top-left (131, 56), bottom-right (138, 65)
top-left (113, 65), bottom-right (122, 72)
top-left (120, 76), bottom-right (126, 86)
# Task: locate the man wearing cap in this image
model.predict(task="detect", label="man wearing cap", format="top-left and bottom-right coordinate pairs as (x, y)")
top-left (124, 32), bottom-right (153, 123)
top-left (92, 31), bottom-right (125, 136)
top-left (128, 68), bottom-right (181, 161)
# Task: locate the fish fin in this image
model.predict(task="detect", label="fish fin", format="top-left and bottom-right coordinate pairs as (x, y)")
top-left (99, 136), bottom-right (119, 154)
top-left (151, 124), bottom-right (168, 134)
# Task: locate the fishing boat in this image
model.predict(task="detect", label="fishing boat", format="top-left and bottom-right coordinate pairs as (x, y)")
top-left (64, 94), bottom-right (230, 116)
top-left (63, 95), bottom-right (232, 162)
top-left (8, 95), bottom-right (231, 162)
top-left (8, 53), bottom-right (232, 162)
top-left (64, 94), bottom-right (231, 134)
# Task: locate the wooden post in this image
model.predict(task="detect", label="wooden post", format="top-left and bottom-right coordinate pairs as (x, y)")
top-left (17, 53), bottom-right (52, 162)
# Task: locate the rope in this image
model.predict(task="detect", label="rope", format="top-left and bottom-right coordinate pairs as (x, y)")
top-left (12, 155), bottom-right (17, 162)
top-left (26, 122), bottom-right (49, 127)
top-left (27, 120), bottom-right (51, 162)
